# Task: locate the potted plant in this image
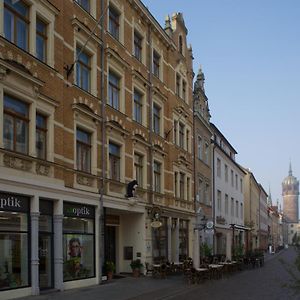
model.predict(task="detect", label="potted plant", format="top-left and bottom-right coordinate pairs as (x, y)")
top-left (104, 261), bottom-right (115, 280)
top-left (130, 259), bottom-right (143, 277)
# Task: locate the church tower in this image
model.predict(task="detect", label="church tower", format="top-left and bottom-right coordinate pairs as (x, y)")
top-left (282, 162), bottom-right (299, 223)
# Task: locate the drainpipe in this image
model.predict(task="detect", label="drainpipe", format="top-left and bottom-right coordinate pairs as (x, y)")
top-left (99, 0), bottom-right (105, 283)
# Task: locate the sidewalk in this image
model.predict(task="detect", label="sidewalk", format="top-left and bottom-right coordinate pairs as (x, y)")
top-left (18, 275), bottom-right (186, 300)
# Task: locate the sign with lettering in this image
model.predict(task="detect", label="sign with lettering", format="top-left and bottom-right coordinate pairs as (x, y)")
top-left (0, 193), bottom-right (29, 212)
top-left (63, 202), bottom-right (95, 219)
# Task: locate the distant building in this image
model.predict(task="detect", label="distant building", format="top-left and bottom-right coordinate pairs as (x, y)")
top-left (282, 163), bottom-right (299, 223)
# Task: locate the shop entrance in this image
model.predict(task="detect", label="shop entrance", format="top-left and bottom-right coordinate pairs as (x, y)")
top-left (105, 226), bottom-right (116, 265)
top-left (39, 200), bottom-right (53, 290)
top-left (39, 233), bottom-right (53, 289)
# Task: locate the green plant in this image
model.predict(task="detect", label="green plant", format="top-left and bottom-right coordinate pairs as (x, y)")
top-left (200, 243), bottom-right (212, 257)
top-left (105, 261), bottom-right (115, 273)
top-left (233, 244), bottom-right (244, 259)
top-left (130, 259), bottom-right (143, 270)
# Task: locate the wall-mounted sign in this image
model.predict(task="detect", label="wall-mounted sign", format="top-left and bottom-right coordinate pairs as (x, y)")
top-left (0, 192), bottom-right (29, 212)
top-left (63, 202), bottom-right (95, 218)
top-left (150, 220), bottom-right (162, 228)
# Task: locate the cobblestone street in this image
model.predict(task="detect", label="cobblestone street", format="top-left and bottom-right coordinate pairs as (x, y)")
top-left (19, 247), bottom-right (300, 300)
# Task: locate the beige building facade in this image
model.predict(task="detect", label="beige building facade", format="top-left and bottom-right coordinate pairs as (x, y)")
top-left (0, 1), bottom-right (195, 298)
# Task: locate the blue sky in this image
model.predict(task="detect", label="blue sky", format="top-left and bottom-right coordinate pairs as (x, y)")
top-left (142, 0), bottom-right (300, 210)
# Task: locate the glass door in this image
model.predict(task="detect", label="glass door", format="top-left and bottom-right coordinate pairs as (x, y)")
top-left (39, 233), bottom-right (53, 289)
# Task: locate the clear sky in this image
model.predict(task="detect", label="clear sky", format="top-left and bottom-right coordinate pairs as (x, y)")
top-left (142, 0), bottom-right (300, 211)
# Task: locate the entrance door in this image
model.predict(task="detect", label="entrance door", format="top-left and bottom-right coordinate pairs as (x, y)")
top-left (105, 226), bottom-right (116, 265)
top-left (39, 233), bottom-right (53, 289)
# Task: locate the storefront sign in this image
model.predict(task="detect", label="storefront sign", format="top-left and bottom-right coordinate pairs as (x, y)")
top-left (64, 202), bottom-right (95, 218)
top-left (0, 192), bottom-right (29, 212)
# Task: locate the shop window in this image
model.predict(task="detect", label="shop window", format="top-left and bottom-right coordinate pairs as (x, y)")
top-left (0, 194), bottom-right (29, 291)
top-left (109, 5), bottom-right (120, 40)
top-left (36, 113), bottom-right (47, 160)
top-left (152, 217), bottom-right (167, 261)
top-left (36, 18), bottom-right (47, 62)
top-left (179, 220), bottom-right (188, 261)
top-left (76, 47), bottom-right (91, 92)
top-left (3, 94), bottom-right (29, 155)
top-left (133, 89), bottom-right (143, 124)
top-left (108, 71), bottom-right (120, 110)
top-left (76, 128), bottom-right (91, 173)
top-left (109, 142), bottom-right (121, 181)
top-left (63, 203), bottom-right (95, 281)
top-left (4, 0), bottom-right (29, 51)
top-left (134, 30), bottom-right (142, 62)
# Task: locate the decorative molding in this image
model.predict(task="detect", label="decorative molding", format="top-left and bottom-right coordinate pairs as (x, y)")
top-left (77, 174), bottom-right (93, 186)
top-left (36, 163), bottom-right (51, 176)
top-left (3, 154), bottom-right (32, 171)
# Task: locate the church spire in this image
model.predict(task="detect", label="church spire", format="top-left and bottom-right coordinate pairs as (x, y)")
top-left (267, 185), bottom-right (272, 206)
top-left (289, 160), bottom-right (293, 176)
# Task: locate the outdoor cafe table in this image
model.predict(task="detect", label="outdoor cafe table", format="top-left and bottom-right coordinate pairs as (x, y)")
top-left (208, 264), bottom-right (223, 279)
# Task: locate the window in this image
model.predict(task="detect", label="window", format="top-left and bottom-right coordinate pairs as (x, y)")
top-left (36, 113), bottom-right (47, 159)
top-left (76, 47), bottom-right (91, 92)
top-left (236, 201), bottom-right (239, 218)
top-left (198, 136), bottom-right (202, 160)
top-left (174, 172), bottom-right (178, 197)
top-left (134, 31), bottom-right (142, 61)
top-left (4, 0), bottom-right (29, 51)
top-left (204, 142), bottom-right (209, 164)
top-left (225, 194), bottom-right (229, 215)
top-left (179, 123), bottom-right (184, 148)
top-left (152, 217), bottom-right (167, 260)
top-left (109, 142), bottom-right (120, 180)
top-left (179, 35), bottom-right (183, 54)
top-left (179, 172), bottom-right (184, 199)
top-left (217, 158), bottom-right (221, 177)
top-left (204, 183), bottom-right (209, 204)
top-left (187, 177), bottom-right (190, 201)
top-left (3, 94), bottom-right (29, 154)
top-left (153, 104), bottom-right (161, 134)
top-left (235, 174), bottom-right (238, 190)
top-left (109, 6), bottom-right (119, 40)
top-left (174, 120), bottom-right (178, 144)
top-left (186, 129), bottom-right (190, 152)
top-left (134, 153), bottom-right (143, 186)
top-left (154, 161), bottom-right (161, 193)
top-left (76, 128), bottom-right (91, 173)
top-left (176, 74), bottom-right (180, 96)
top-left (153, 50), bottom-right (160, 78)
top-left (133, 89), bottom-right (143, 123)
top-left (231, 170), bottom-right (234, 187)
top-left (108, 71), bottom-right (120, 110)
top-left (231, 198), bottom-right (234, 216)
top-left (240, 178), bottom-right (243, 193)
top-left (75, 0), bottom-right (90, 12)
top-left (182, 80), bottom-right (186, 100)
top-left (217, 190), bottom-right (221, 211)
top-left (240, 203), bottom-right (243, 219)
top-left (225, 164), bottom-right (228, 182)
top-left (36, 18), bottom-right (47, 62)
top-left (198, 178), bottom-right (203, 203)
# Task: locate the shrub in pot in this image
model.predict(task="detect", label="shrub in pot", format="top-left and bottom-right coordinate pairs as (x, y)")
top-left (130, 259), bottom-right (143, 277)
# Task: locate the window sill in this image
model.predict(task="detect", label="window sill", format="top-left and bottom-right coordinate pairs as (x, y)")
top-left (0, 37), bottom-right (58, 73)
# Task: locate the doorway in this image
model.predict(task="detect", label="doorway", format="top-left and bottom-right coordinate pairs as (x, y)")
top-left (105, 226), bottom-right (116, 265)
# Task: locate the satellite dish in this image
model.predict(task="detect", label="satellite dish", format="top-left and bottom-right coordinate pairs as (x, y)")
top-left (151, 221), bottom-right (162, 228)
top-left (206, 221), bottom-right (214, 229)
